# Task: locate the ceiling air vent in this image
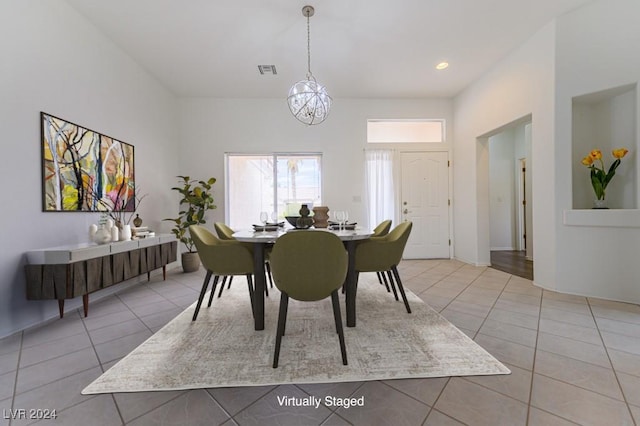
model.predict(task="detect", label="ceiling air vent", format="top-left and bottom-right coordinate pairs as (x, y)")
top-left (258, 65), bottom-right (277, 75)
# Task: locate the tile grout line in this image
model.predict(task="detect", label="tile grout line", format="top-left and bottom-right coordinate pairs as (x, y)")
top-left (455, 273), bottom-right (550, 419)
top-left (8, 331), bottom-right (24, 426)
top-left (524, 285), bottom-right (544, 426)
top-left (77, 303), bottom-right (127, 426)
top-left (586, 297), bottom-right (638, 426)
top-left (419, 263), bottom-right (499, 425)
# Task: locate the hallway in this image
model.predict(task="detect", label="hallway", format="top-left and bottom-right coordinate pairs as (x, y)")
top-left (490, 250), bottom-right (533, 280)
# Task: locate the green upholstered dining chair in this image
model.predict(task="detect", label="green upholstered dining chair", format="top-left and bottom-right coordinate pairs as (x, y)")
top-left (370, 220), bottom-right (392, 289)
top-left (189, 225), bottom-right (255, 321)
top-left (214, 222), bottom-right (274, 298)
top-left (354, 221), bottom-right (413, 314)
top-left (372, 219), bottom-right (392, 237)
top-left (270, 231), bottom-right (349, 368)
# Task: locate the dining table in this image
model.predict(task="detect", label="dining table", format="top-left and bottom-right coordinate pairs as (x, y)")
top-left (233, 227), bottom-right (372, 330)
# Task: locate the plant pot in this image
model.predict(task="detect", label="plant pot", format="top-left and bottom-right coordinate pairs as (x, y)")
top-left (182, 252), bottom-right (200, 273)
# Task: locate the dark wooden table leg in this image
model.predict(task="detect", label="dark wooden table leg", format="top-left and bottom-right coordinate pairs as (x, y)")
top-left (147, 271), bottom-right (151, 281)
top-left (162, 265), bottom-right (167, 280)
top-left (82, 294), bottom-right (89, 317)
top-left (58, 299), bottom-right (64, 319)
top-left (345, 240), bottom-right (357, 327)
top-left (252, 243), bottom-right (266, 330)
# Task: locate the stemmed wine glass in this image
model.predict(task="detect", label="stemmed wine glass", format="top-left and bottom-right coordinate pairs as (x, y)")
top-left (259, 211), bottom-right (269, 232)
top-left (334, 211), bottom-right (345, 231)
top-left (343, 211), bottom-right (349, 231)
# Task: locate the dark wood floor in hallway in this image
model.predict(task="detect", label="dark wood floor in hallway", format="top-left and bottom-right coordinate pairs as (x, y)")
top-left (490, 250), bottom-right (533, 280)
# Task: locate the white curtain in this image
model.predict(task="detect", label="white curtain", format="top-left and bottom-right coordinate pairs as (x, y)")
top-left (365, 150), bottom-right (395, 229)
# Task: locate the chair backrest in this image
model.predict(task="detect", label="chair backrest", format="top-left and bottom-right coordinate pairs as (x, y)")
top-left (189, 225), bottom-right (254, 274)
top-left (269, 231), bottom-right (347, 302)
top-left (385, 221), bottom-right (413, 265)
top-left (214, 222), bottom-right (235, 240)
top-left (355, 221), bottom-right (413, 272)
top-left (372, 220), bottom-right (392, 237)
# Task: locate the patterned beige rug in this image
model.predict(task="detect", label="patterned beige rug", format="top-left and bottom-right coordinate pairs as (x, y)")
top-left (83, 274), bottom-right (509, 394)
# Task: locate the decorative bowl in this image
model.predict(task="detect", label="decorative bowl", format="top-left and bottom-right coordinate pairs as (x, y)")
top-left (285, 216), bottom-right (300, 227)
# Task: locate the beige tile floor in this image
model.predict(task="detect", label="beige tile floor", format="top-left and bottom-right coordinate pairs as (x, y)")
top-left (1, 259), bottom-right (639, 425)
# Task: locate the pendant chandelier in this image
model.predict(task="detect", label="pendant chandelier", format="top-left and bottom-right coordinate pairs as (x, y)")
top-left (287, 5), bottom-right (332, 125)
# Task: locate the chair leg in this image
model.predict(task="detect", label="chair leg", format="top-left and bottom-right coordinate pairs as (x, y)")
top-left (207, 275), bottom-right (221, 307)
top-left (217, 276), bottom-right (228, 298)
top-left (392, 266), bottom-right (411, 314)
top-left (265, 261), bottom-right (274, 288)
top-left (193, 271), bottom-right (213, 321)
top-left (264, 270), bottom-right (269, 298)
top-left (379, 271), bottom-right (391, 293)
top-left (227, 275), bottom-right (233, 289)
top-left (273, 292), bottom-right (289, 368)
top-left (246, 274), bottom-right (255, 318)
top-left (331, 290), bottom-right (348, 365)
top-left (376, 271), bottom-right (383, 285)
top-left (386, 270), bottom-right (399, 301)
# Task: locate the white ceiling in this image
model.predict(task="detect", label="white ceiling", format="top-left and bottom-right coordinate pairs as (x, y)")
top-left (63, 0), bottom-right (593, 99)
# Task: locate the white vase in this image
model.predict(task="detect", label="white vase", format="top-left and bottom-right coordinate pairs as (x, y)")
top-left (120, 224), bottom-right (132, 241)
top-left (111, 226), bottom-right (119, 242)
top-left (106, 218), bottom-right (114, 230)
top-left (93, 225), bottom-right (112, 245)
top-left (89, 224), bottom-right (98, 240)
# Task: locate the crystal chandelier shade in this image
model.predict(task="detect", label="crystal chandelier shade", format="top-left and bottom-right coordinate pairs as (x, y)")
top-left (287, 5), bottom-right (331, 125)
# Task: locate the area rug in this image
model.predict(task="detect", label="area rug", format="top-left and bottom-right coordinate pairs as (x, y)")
top-left (83, 274), bottom-right (510, 394)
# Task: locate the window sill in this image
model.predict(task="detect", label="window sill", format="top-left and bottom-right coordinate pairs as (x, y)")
top-left (563, 209), bottom-right (640, 228)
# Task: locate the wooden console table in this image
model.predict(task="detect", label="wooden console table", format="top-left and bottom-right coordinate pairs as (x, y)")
top-left (25, 235), bottom-right (177, 318)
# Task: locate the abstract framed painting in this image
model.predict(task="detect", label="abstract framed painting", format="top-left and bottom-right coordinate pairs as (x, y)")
top-left (41, 112), bottom-right (135, 213)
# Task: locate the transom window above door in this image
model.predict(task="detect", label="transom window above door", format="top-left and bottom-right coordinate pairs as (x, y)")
top-left (225, 153), bottom-right (322, 229)
top-left (367, 119), bottom-right (445, 143)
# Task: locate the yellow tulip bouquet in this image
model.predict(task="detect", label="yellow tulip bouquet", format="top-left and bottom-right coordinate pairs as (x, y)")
top-left (581, 148), bottom-right (629, 200)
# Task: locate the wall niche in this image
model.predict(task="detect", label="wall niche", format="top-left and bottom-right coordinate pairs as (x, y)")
top-left (572, 83), bottom-right (637, 209)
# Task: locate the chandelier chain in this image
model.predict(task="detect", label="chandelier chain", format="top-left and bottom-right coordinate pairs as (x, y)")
top-left (306, 13), bottom-right (312, 77)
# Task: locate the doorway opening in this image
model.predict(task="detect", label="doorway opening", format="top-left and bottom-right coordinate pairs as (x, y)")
top-left (481, 116), bottom-right (533, 280)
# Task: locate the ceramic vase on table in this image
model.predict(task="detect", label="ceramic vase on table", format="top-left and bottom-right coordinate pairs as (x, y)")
top-left (120, 224), bottom-right (132, 241)
top-left (111, 226), bottom-right (119, 242)
top-left (312, 206), bottom-right (329, 228)
top-left (93, 225), bottom-right (111, 245)
top-left (296, 204), bottom-right (314, 228)
top-left (89, 224), bottom-right (98, 241)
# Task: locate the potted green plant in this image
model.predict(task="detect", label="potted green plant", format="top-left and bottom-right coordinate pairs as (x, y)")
top-left (164, 176), bottom-right (217, 272)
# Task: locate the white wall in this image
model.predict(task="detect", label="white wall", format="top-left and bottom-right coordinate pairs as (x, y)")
top-left (0, 0), bottom-right (179, 337)
top-left (177, 98), bottom-right (453, 230)
top-left (452, 22), bottom-right (556, 290)
top-left (554, 0), bottom-right (640, 302)
top-left (489, 129), bottom-right (517, 250)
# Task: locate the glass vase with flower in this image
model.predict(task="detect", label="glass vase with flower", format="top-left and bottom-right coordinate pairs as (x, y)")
top-left (581, 148), bottom-right (628, 209)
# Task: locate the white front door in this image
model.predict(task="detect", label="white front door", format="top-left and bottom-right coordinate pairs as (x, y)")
top-left (400, 152), bottom-right (450, 259)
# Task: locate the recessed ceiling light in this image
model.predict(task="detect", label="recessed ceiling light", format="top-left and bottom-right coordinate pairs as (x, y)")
top-left (436, 62), bottom-right (449, 70)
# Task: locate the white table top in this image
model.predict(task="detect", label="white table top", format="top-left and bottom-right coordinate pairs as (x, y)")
top-left (233, 227), bottom-right (372, 244)
top-left (26, 234), bottom-right (176, 264)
